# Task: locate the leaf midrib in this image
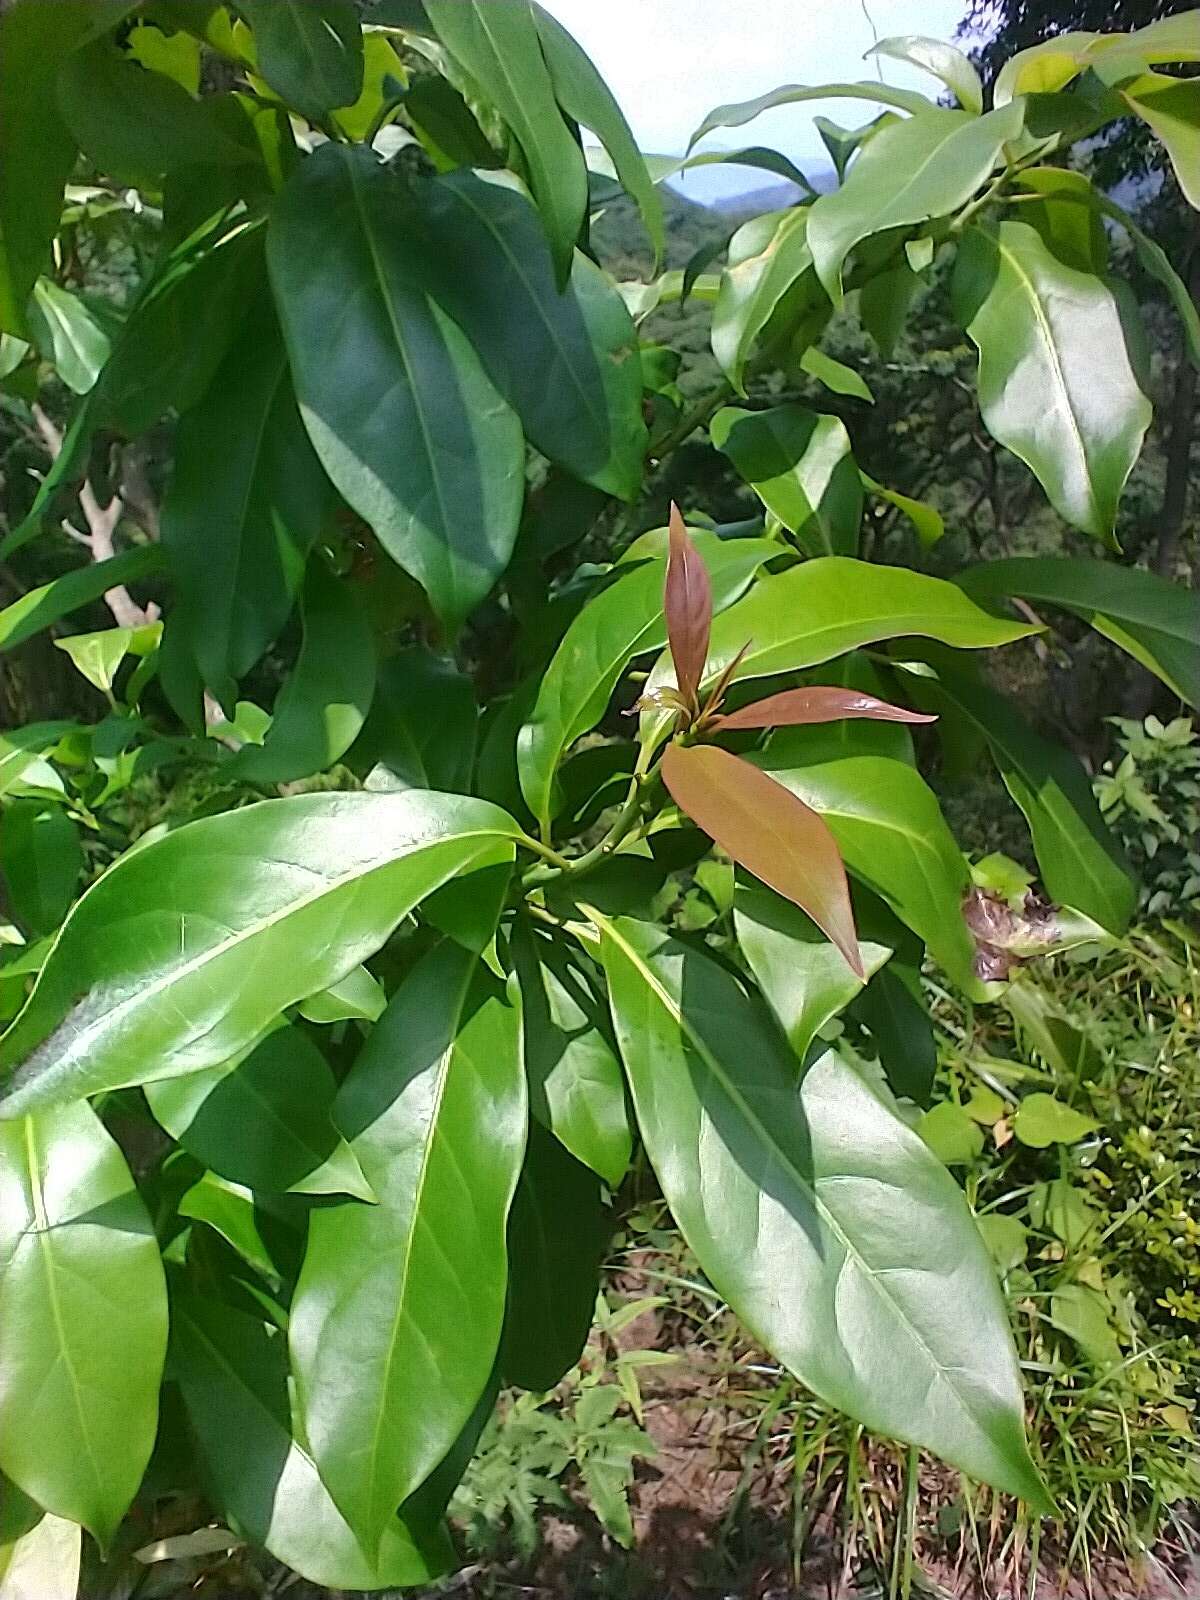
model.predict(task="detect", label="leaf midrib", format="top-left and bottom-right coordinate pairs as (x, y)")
top-left (599, 916), bottom-right (986, 1443)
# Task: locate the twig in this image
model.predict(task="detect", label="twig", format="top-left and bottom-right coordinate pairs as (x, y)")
top-left (31, 402), bottom-right (159, 630)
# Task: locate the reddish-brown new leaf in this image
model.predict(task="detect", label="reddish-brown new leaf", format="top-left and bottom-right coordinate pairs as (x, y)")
top-left (664, 503), bottom-right (712, 716)
top-left (661, 741), bottom-right (863, 977)
top-left (713, 686), bottom-right (937, 731)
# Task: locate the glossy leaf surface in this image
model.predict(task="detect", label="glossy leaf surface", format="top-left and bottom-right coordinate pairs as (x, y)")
top-left (424, 0), bottom-right (587, 283)
top-left (711, 209), bottom-right (817, 392)
top-left (518, 533), bottom-right (777, 829)
top-left (146, 1025), bottom-right (374, 1200)
top-left (712, 405), bottom-right (862, 556)
top-left (959, 555), bottom-right (1200, 709)
top-left (511, 918), bottom-right (631, 1187)
top-left (0, 1102), bottom-right (167, 1544)
top-left (0, 548), bottom-right (162, 655)
top-left (0, 790), bottom-right (519, 1116)
top-left (354, 648), bottom-right (477, 793)
top-left (808, 103), bottom-right (1025, 298)
top-left (291, 942), bottom-right (525, 1550)
top-left (597, 915), bottom-right (1047, 1507)
top-left (953, 220), bottom-right (1152, 544)
top-left (661, 742), bottom-right (862, 977)
top-left (239, 0), bottom-right (364, 122)
top-left (502, 1120), bottom-right (608, 1392)
top-left (171, 1293), bottom-right (453, 1588)
top-left (268, 144), bottom-right (524, 632)
top-left (714, 684), bottom-right (934, 732)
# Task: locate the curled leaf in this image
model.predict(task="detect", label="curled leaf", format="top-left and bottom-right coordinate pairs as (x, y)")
top-left (661, 740), bottom-right (862, 977)
top-left (664, 504), bottom-right (712, 717)
top-left (713, 685), bottom-right (937, 732)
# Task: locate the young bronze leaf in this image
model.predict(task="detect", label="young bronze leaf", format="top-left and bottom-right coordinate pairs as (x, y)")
top-left (661, 741), bottom-right (863, 977)
top-left (714, 685), bottom-right (937, 732)
top-left (664, 504), bottom-right (712, 715)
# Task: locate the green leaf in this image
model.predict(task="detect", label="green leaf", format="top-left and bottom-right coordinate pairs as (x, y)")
top-left (411, 172), bottom-right (646, 500)
top-left (298, 964), bottom-right (386, 1024)
top-left (756, 747), bottom-right (979, 993)
top-left (503, 1120), bottom-right (608, 1392)
top-left (230, 565), bottom-right (375, 784)
top-left (268, 144), bottom-right (524, 632)
top-left (953, 220), bottom-right (1152, 545)
top-left (862, 473), bottom-right (945, 549)
top-left (0, 804), bottom-right (82, 936)
top-left (0, 789), bottom-right (520, 1117)
top-left (595, 914), bottom-right (1047, 1507)
top-left (1121, 73), bottom-right (1200, 209)
top-left (918, 1101), bottom-right (984, 1166)
top-left (1013, 1093), bottom-right (1098, 1149)
top-left (353, 648), bottom-right (477, 793)
top-left (27, 279), bottom-right (110, 395)
top-left (712, 208), bottom-right (819, 393)
top-left (57, 37), bottom-right (254, 189)
top-left (1049, 1284), bottom-right (1121, 1372)
top-left (1011, 168), bottom-right (1108, 275)
top-left (660, 557), bottom-right (1034, 707)
top-left (171, 1293), bottom-right (454, 1588)
top-left (511, 919), bottom-right (631, 1188)
top-left (424, 0), bottom-right (587, 284)
top-left (127, 21), bottom-right (202, 93)
top-left (859, 258), bottom-right (920, 356)
top-left (0, 548), bottom-right (162, 654)
top-left (808, 103), bottom-right (1025, 301)
top-left (178, 1172), bottom-right (288, 1284)
top-left (0, 726), bottom-right (74, 800)
top-left (688, 81), bottom-right (933, 152)
top-left (146, 1024), bottom-right (374, 1200)
top-left (866, 35), bottom-right (984, 115)
top-left (0, 0), bottom-right (130, 335)
top-left (977, 1214), bottom-right (1028, 1274)
top-left (161, 306), bottom-right (332, 707)
top-left (518, 532), bottom-right (778, 831)
top-left (1003, 979), bottom-right (1103, 1082)
top-left (816, 111), bottom-right (900, 182)
top-left (291, 942), bottom-right (525, 1551)
top-left (671, 146), bottom-right (819, 201)
top-left (532, 3), bottom-right (663, 264)
top-left (54, 627), bottom-right (131, 696)
top-left (852, 965), bottom-right (936, 1106)
top-left (958, 555), bottom-right (1200, 710)
top-left (237, 0), bottom-right (364, 123)
top-left (901, 655), bottom-right (1135, 933)
top-left (799, 345), bottom-right (874, 402)
top-left (712, 404), bottom-right (862, 556)
top-left (734, 883), bottom-right (891, 1062)
top-left (0, 1510), bottom-right (80, 1599)
top-left (1086, 188), bottom-right (1200, 367)
top-left (0, 1101), bottom-right (167, 1544)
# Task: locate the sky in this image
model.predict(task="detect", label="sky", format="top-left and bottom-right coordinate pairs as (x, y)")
top-left (539, 0), bottom-right (978, 201)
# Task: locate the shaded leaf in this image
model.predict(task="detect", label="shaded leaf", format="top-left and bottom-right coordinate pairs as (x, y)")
top-left (712, 404), bottom-right (862, 557)
top-left (1121, 73), bottom-right (1200, 209)
top-left (852, 965), bottom-right (936, 1106)
top-left (867, 35), bottom-right (984, 114)
top-left (237, 0), bottom-right (364, 123)
top-left (0, 804), bottom-right (82, 936)
top-left (711, 209), bottom-right (819, 393)
top-left (0, 548), bottom-right (162, 655)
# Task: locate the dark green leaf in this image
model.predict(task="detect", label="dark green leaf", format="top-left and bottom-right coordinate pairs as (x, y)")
top-left (0, 0), bottom-right (130, 335)
top-left (146, 1024), bottom-right (374, 1199)
top-left (519, 532), bottom-right (778, 831)
top-left (596, 914), bottom-right (1047, 1507)
top-left (291, 942), bottom-right (525, 1550)
top-left (268, 144), bottom-right (524, 632)
top-left (808, 103), bottom-right (1025, 300)
top-left (0, 548), bottom-right (163, 653)
top-left (424, 0), bottom-right (587, 284)
top-left (953, 220), bottom-right (1152, 545)
top-left (0, 789), bottom-right (520, 1117)
top-left (511, 918), bottom-right (631, 1187)
top-left (503, 1120), bottom-right (608, 1392)
top-left (171, 1292), bottom-right (453, 1588)
top-left (901, 655), bottom-right (1135, 933)
top-left (958, 555), bottom-right (1200, 709)
top-left (0, 1101), bottom-right (167, 1544)
top-left (237, 0), bottom-right (364, 123)
top-left (532, 4), bottom-right (663, 263)
top-left (712, 404), bottom-right (862, 556)
top-left (411, 172), bottom-right (646, 500)
top-left (851, 966), bottom-right (936, 1105)
top-left (230, 565), bottom-right (375, 784)
top-left (162, 306), bottom-right (332, 707)
top-left (1011, 168), bottom-right (1108, 275)
top-left (0, 803), bottom-right (82, 936)
top-left (352, 647), bottom-right (477, 792)
top-left (859, 259), bottom-right (920, 356)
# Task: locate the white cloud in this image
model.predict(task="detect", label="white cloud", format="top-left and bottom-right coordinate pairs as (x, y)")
top-left (539, 0), bottom-right (974, 166)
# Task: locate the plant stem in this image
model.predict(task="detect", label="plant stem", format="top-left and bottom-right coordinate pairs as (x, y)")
top-left (952, 168), bottom-right (1012, 235)
top-left (519, 742), bottom-right (660, 892)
